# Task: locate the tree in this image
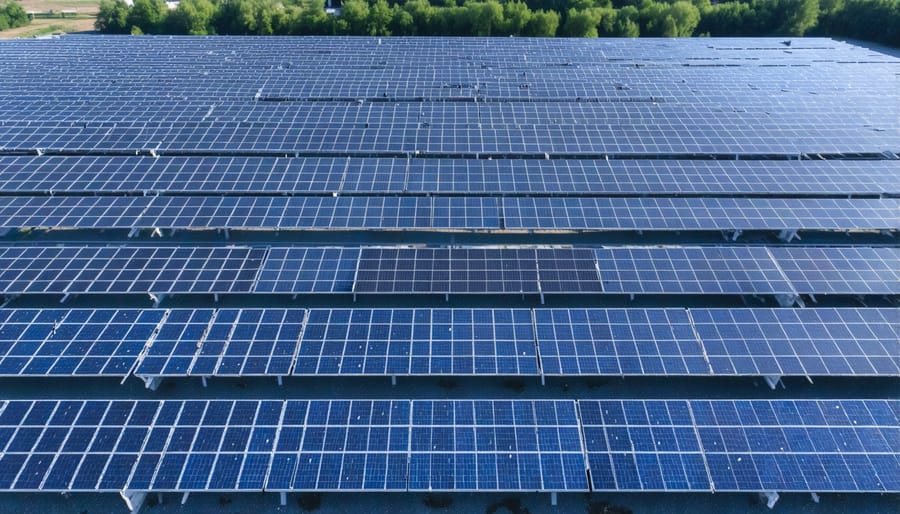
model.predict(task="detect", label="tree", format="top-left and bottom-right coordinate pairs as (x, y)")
top-left (96, 0), bottom-right (131, 33)
top-left (524, 8), bottom-right (559, 35)
top-left (127, 0), bottom-right (168, 33)
top-left (0, 1), bottom-right (30, 31)
top-left (369, 0), bottom-right (393, 35)
top-left (389, 6), bottom-right (415, 35)
top-left (168, 0), bottom-right (216, 34)
top-left (403, 0), bottom-right (435, 34)
top-left (337, 0), bottom-right (370, 34)
top-left (502, 1), bottom-right (533, 35)
top-left (561, 8), bottom-right (603, 36)
top-left (465, 0), bottom-right (504, 36)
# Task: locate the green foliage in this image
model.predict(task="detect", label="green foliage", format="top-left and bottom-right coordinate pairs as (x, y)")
top-left (169, 0), bottom-right (217, 34)
top-left (127, 0), bottom-right (168, 33)
top-left (561, 7), bottom-right (603, 36)
top-left (819, 0), bottom-right (900, 46)
top-left (640, 0), bottom-right (700, 36)
top-left (87, 0), bottom-right (898, 47)
top-left (524, 9), bottom-right (560, 36)
top-left (0, 1), bottom-right (30, 31)
top-left (96, 0), bottom-right (131, 33)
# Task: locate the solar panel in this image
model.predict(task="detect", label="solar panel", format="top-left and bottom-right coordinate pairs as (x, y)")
top-left (534, 309), bottom-right (709, 375)
top-left (0, 309), bottom-right (164, 377)
top-left (769, 247), bottom-right (900, 295)
top-left (132, 310), bottom-right (215, 377)
top-left (536, 248), bottom-right (603, 293)
top-left (690, 308), bottom-right (900, 376)
top-left (133, 309), bottom-right (304, 378)
top-left (270, 400), bottom-right (410, 491)
top-left (2, 157), bottom-right (896, 196)
top-left (253, 247), bottom-right (359, 293)
top-left (594, 247), bottom-right (796, 295)
top-left (353, 248), bottom-right (541, 294)
top-left (408, 400), bottom-right (588, 491)
top-left (579, 399), bottom-right (900, 492)
top-left (295, 309), bottom-right (538, 376)
top-left (0, 246), bottom-right (266, 294)
top-left (502, 197), bottom-right (900, 232)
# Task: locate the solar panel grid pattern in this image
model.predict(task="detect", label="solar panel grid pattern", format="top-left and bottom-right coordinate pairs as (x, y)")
top-left (689, 308), bottom-right (900, 376)
top-left (294, 309), bottom-right (538, 376)
top-left (594, 247), bottom-right (797, 295)
top-left (0, 246), bottom-right (265, 294)
top-left (579, 399), bottom-right (900, 492)
top-left (0, 309), bottom-right (164, 377)
top-left (769, 247), bottom-right (900, 295)
top-left (2, 157), bottom-right (897, 195)
top-left (0, 36), bottom-right (897, 501)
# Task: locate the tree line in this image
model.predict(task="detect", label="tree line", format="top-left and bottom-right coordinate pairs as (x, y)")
top-left (0, 1), bottom-right (30, 31)
top-left (95, 0), bottom-right (899, 46)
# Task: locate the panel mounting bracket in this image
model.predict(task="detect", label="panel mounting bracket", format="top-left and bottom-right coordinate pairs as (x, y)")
top-left (763, 375), bottom-right (782, 390)
top-left (119, 489), bottom-right (147, 513)
top-left (760, 491), bottom-right (780, 509)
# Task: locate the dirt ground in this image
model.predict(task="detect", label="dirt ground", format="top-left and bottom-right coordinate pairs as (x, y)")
top-left (0, 0), bottom-right (98, 38)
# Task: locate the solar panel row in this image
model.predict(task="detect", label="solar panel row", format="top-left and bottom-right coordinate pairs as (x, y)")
top-left (0, 245), bottom-right (896, 296)
top-left (2, 196), bottom-right (895, 233)
top-left (0, 399), bottom-right (895, 493)
top-left (2, 157), bottom-right (896, 195)
top-left (1, 308), bottom-right (895, 379)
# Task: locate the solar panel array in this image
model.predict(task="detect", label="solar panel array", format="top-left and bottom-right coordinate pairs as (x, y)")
top-left (1, 307), bottom-right (895, 380)
top-left (0, 399), bottom-right (896, 493)
top-left (0, 35), bottom-right (897, 507)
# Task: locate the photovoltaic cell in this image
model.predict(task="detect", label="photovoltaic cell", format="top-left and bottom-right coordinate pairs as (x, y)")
top-left (254, 248), bottom-right (359, 293)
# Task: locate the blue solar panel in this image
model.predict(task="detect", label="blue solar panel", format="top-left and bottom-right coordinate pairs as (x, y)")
top-left (254, 247), bottom-right (359, 293)
top-left (271, 400), bottom-right (410, 491)
top-left (769, 247), bottom-right (900, 295)
top-left (295, 309), bottom-right (538, 376)
top-left (579, 399), bottom-right (900, 492)
top-left (689, 308), bottom-right (900, 376)
top-left (595, 246), bottom-right (796, 295)
top-left (133, 309), bottom-right (304, 378)
top-left (502, 197), bottom-right (900, 232)
top-left (535, 309), bottom-right (709, 375)
top-left (408, 400), bottom-right (588, 491)
top-left (0, 309), bottom-right (164, 377)
top-left (2, 157), bottom-right (897, 195)
top-left (0, 246), bottom-right (266, 294)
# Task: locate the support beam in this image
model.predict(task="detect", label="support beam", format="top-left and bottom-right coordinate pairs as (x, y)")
top-left (550, 492), bottom-right (557, 506)
top-left (731, 229), bottom-right (742, 242)
top-left (761, 491), bottom-right (780, 509)
top-left (180, 492), bottom-right (189, 505)
top-left (777, 229), bottom-right (798, 243)
top-left (140, 375), bottom-right (162, 391)
top-left (280, 492), bottom-right (287, 506)
top-left (151, 227), bottom-right (162, 238)
top-left (775, 294), bottom-right (801, 308)
top-left (763, 375), bottom-right (782, 390)
top-left (810, 492), bottom-right (820, 503)
top-left (277, 375), bottom-right (283, 386)
top-left (391, 375), bottom-right (397, 386)
top-left (201, 376), bottom-right (208, 388)
top-left (119, 490), bottom-right (147, 513)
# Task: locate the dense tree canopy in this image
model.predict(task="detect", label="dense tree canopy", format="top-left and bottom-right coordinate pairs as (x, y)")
top-left (93, 0), bottom-right (900, 47)
top-left (0, 1), bottom-right (30, 31)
